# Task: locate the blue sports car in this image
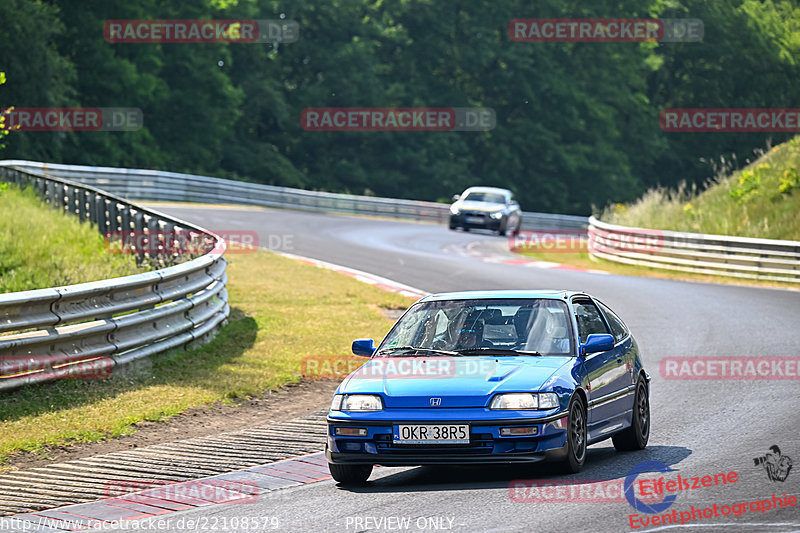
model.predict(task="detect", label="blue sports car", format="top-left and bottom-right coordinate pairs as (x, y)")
top-left (326, 290), bottom-right (651, 484)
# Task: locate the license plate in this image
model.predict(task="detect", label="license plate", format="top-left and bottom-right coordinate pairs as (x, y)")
top-left (393, 424), bottom-right (470, 444)
top-left (465, 216), bottom-right (484, 224)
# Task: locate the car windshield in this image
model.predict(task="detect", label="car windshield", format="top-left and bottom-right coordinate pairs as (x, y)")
top-left (462, 192), bottom-right (506, 204)
top-left (379, 299), bottom-right (574, 356)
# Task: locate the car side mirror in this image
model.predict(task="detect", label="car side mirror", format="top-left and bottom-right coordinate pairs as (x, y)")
top-left (580, 334), bottom-right (614, 355)
top-left (352, 338), bottom-right (376, 357)
top-left (452, 194), bottom-right (460, 202)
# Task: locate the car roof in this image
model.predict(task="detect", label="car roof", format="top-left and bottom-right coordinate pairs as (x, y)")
top-left (461, 186), bottom-right (512, 195)
top-left (419, 290), bottom-right (587, 302)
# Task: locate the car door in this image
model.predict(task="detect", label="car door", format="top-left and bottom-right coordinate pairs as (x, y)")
top-left (572, 298), bottom-right (629, 439)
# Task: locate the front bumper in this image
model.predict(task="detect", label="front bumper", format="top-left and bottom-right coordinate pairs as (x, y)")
top-left (450, 213), bottom-right (503, 230)
top-left (326, 410), bottom-right (568, 466)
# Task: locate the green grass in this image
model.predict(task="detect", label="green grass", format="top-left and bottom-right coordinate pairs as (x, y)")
top-left (601, 136), bottom-right (800, 240)
top-left (0, 250), bottom-right (414, 467)
top-left (0, 184), bottom-right (143, 292)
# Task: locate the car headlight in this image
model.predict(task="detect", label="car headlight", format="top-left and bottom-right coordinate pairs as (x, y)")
top-left (490, 392), bottom-right (559, 410)
top-left (450, 205), bottom-right (460, 215)
top-left (331, 394), bottom-right (383, 411)
top-left (489, 210), bottom-right (504, 219)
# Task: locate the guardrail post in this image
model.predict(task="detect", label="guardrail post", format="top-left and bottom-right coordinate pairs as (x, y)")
top-left (107, 201), bottom-right (119, 233)
top-left (55, 183), bottom-right (65, 211)
top-left (120, 204), bottom-right (131, 234)
top-left (14, 169), bottom-right (25, 189)
top-left (147, 215), bottom-right (162, 257)
top-left (162, 222), bottom-right (176, 262)
top-left (133, 210), bottom-right (145, 234)
top-left (133, 210), bottom-right (145, 266)
top-left (86, 192), bottom-right (96, 225)
top-left (66, 186), bottom-right (76, 216)
top-left (95, 196), bottom-right (107, 234)
top-left (77, 189), bottom-right (87, 223)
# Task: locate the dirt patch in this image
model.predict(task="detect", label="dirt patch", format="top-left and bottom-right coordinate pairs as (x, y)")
top-left (381, 308), bottom-right (406, 321)
top-left (3, 379), bottom-right (340, 473)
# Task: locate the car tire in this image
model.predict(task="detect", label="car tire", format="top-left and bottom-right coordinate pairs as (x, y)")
top-left (328, 463), bottom-right (373, 485)
top-left (612, 380), bottom-right (650, 451)
top-left (498, 219), bottom-right (508, 236)
top-left (559, 397), bottom-right (587, 474)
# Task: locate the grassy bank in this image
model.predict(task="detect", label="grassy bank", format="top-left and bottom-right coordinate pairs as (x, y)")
top-left (601, 136), bottom-right (800, 240)
top-left (0, 250), bottom-right (414, 467)
top-left (511, 136), bottom-right (800, 288)
top-left (0, 184), bottom-right (142, 293)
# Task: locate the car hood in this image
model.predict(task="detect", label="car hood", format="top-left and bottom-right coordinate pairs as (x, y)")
top-left (339, 356), bottom-right (573, 408)
top-left (457, 201), bottom-right (504, 213)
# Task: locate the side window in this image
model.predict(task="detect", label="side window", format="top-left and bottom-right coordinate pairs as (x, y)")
top-left (572, 300), bottom-right (609, 343)
top-left (597, 301), bottom-right (629, 343)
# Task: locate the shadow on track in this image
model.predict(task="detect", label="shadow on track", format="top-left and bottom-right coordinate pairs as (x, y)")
top-left (334, 445), bottom-right (692, 494)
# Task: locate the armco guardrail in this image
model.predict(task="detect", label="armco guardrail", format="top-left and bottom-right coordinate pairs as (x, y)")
top-left (2, 160), bottom-right (588, 232)
top-left (0, 163), bottom-right (229, 392)
top-left (588, 216), bottom-right (800, 283)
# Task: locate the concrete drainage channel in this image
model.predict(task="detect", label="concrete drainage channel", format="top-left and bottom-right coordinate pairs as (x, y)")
top-left (0, 412), bottom-right (329, 518)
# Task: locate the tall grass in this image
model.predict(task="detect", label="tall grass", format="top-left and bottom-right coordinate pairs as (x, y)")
top-left (601, 136), bottom-right (800, 240)
top-left (0, 184), bottom-right (143, 293)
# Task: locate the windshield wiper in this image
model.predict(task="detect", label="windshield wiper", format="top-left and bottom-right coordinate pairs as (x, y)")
top-left (456, 348), bottom-right (542, 356)
top-left (376, 346), bottom-right (461, 356)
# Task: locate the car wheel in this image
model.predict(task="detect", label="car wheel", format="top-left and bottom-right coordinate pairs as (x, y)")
top-left (612, 380), bottom-right (650, 451)
top-left (328, 463), bottom-right (373, 485)
top-left (559, 397), bottom-right (587, 474)
top-left (498, 219), bottom-right (508, 236)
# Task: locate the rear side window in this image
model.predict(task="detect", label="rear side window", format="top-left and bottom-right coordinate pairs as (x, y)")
top-left (572, 300), bottom-right (609, 343)
top-left (597, 301), bottom-right (629, 343)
